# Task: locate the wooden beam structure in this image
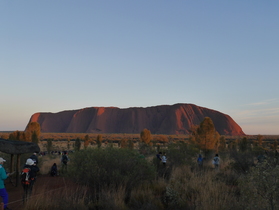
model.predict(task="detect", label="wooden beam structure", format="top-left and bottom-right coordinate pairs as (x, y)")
top-left (0, 139), bottom-right (40, 187)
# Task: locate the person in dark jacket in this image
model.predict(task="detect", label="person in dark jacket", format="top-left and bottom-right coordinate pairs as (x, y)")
top-left (21, 158), bottom-right (40, 202)
top-left (156, 152), bottom-right (162, 169)
top-left (50, 163), bottom-right (57, 177)
top-left (61, 152), bottom-right (69, 174)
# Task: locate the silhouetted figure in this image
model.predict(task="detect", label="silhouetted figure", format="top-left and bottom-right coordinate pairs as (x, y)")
top-left (197, 154), bottom-right (204, 168)
top-left (213, 154), bottom-right (220, 171)
top-left (50, 163), bottom-right (57, 177)
top-left (61, 152), bottom-right (69, 174)
top-left (156, 152), bottom-right (162, 160)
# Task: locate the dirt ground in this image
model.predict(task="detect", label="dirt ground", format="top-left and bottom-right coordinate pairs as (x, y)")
top-left (5, 174), bottom-right (68, 210)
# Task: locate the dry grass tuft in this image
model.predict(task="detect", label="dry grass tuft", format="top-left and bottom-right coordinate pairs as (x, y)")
top-left (23, 184), bottom-right (91, 210)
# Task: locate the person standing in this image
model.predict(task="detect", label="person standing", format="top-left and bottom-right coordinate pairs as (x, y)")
top-left (29, 152), bottom-right (39, 165)
top-left (197, 154), bottom-right (204, 168)
top-left (21, 158), bottom-right (40, 202)
top-left (155, 152), bottom-right (162, 168)
top-left (61, 151), bottom-right (69, 174)
top-left (156, 152), bottom-right (162, 161)
top-left (161, 153), bottom-right (167, 166)
top-left (213, 154), bottom-right (220, 171)
top-left (0, 157), bottom-right (11, 210)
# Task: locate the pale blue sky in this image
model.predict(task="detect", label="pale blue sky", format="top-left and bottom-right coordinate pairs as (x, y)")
top-left (1, 1), bottom-right (278, 135)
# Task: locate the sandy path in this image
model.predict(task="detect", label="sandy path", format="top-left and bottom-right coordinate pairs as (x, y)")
top-left (5, 174), bottom-right (68, 210)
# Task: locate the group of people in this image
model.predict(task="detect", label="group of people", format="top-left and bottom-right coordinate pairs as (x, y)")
top-left (0, 152), bottom-right (40, 210)
top-left (156, 151), bottom-right (220, 170)
top-left (197, 153), bottom-right (220, 170)
top-left (156, 152), bottom-right (167, 166)
top-left (0, 150), bottom-right (70, 209)
top-left (50, 151), bottom-right (69, 176)
top-left (0, 152), bottom-right (41, 209)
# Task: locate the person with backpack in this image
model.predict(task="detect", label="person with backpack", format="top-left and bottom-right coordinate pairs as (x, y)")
top-left (21, 158), bottom-right (40, 202)
top-left (213, 154), bottom-right (220, 171)
top-left (0, 157), bottom-right (12, 210)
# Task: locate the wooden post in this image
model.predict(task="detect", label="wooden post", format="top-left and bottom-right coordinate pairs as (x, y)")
top-left (16, 154), bottom-right (21, 187)
top-left (9, 154), bottom-right (14, 173)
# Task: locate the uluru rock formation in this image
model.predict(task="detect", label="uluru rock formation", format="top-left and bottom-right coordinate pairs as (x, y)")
top-left (27, 103), bottom-right (245, 135)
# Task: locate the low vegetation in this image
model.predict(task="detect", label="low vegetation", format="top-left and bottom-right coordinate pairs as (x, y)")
top-left (1, 118), bottom-right (279, 209)
top-left (13, 144), bottom-right (279, 210)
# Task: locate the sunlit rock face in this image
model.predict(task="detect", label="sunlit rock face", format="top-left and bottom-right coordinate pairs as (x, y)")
top-left (27, 103), bottom-right (245, 135)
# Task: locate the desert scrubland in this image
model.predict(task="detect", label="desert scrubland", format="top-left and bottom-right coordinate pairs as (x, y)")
top-left (1, 131), bottom-right (279, 209)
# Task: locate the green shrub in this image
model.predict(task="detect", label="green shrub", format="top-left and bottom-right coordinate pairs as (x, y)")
top-left (74, 138), bottom-right (81, 151)
top-left (239, 157), bottom-right (279, 210)
top-left (23, 185), bottom-right (93, 210)
top-left (128, 182), bottom-right (165, 210)
top-left (97, 134), bottom-right (103, 148)
top-left (164, 166), bottom-right (239, 210)
top-left (166, 141), bottom-right (198, 167)
top-left (67, 147), bottom-right (156, 196)
top-left (229, 150), bottom-right (255, 173)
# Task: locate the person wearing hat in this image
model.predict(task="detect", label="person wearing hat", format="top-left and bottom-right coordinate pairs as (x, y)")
top-left (21, 158), bottom-right (40, 202)
top-left (0, 157), bottom-right (11, 210)
top-left (29, 152), bottom-right (39, 165)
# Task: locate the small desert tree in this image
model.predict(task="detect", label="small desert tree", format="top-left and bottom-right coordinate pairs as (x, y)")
top-left (9, 131), bottom-right (26, 141)
top-left (239, 137), bottom-right (250, 152)
top-left (188, 124), bottom-right (199, 144)
top-left (84, 135), bottom-right (90, 149)
top-left (31, 131), bottom-right (39, 144)
top-left (195, 117), bottom-right (219, 158)
top-left (25, 122), bottom-right (41, 142)
top-left (218, 136), bottom-right (226, 152)
top-left (67, 138), bottom-right (71, 150)
top-left (139, 129), bottom-right (153, 155)
top-left (8, 132), bottom-right (16, 140)
top-left (120, 139), bottom-right (128, 148)
top-left (74, 138), bottom-right (81, 151)
top-left (140, 128), bottom-right (152, 144)
top-left (97, 134), bottom-right (103, 148)
top-left (128, 139), bottom-right (134, 150)
top-left (46, 139), bottom-right (53, 154)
